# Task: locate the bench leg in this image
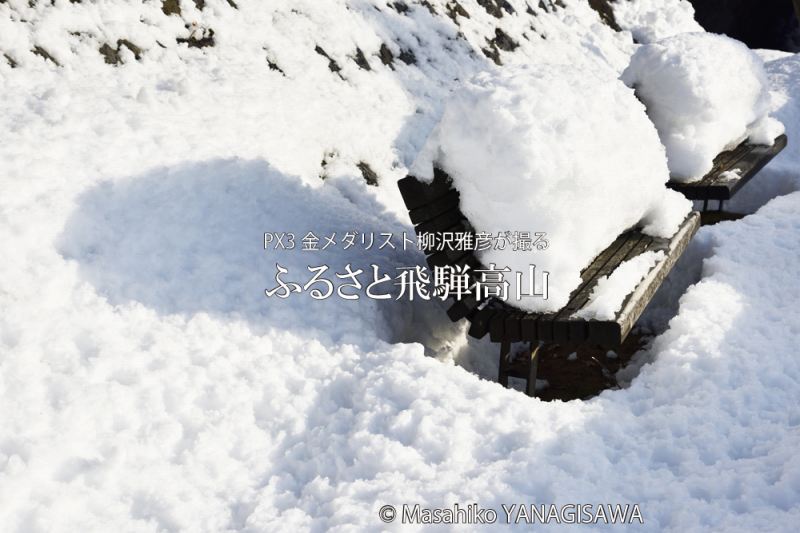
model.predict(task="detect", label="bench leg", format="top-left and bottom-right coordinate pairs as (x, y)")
top-left (525, 342), bottom-right (542, 397)
top-left (497, 340), bottom-right (542, 397)
top-left (497, 340), bottom-right (511, 387)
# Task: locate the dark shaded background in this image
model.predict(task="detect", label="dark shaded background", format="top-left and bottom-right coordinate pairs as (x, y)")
top-left (688, 0), bottom-right (800, 51)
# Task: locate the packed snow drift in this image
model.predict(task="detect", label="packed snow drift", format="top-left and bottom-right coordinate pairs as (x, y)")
top-left (413, 63), bottom-right (691, 312)
top-left (623, 32), bottom-right (785, 182)
top-left (611, 0), bottom-right (703, 44)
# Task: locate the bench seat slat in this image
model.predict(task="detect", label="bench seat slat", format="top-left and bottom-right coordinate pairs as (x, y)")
top-left (550, 233), bottom-right (648, 342)
top-left (447, 293), bottom-right (482, 322)
top-left (667, 134), bottom-right (786, 200)
top-left (414, 207), bottom-right (465, 235)
top-left (409, 189), bottom-right (461, 225)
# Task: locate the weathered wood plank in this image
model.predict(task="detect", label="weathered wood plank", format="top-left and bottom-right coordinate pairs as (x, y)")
top-left (414, 207), bottom-right (465, 235)
top-left (489, 310), bottom-right (506, 342)
top-left (589, 212), bottom-right (700, 346)
top-left (468, 307), bottom-right (496, 339)
top-left (550, 233), bottom-right (648, 342)
top-left (397, 167), bottom-right (702, 349)
top-left (504, 311), bottom-right (523, 342)
top-left (425, 249), bottom-right (468, 269)
top-left (409, 189), bottom-right (461, 225)
top-left (520, 314), bottom-right (539, 341)
top-left (667, 134), bottom-right (786, 200)
top-left (398, 170), bottom-right (453, 210)
top-left (447, 293), bottom-right (482, 322)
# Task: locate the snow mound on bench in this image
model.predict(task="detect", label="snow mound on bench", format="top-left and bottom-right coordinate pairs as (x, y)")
top-left (413, 64), bottom-right (691, 313)
top-left (622, 33), bottom-right (785, 182)
top-left (611, 0), bottom-right (703, 44)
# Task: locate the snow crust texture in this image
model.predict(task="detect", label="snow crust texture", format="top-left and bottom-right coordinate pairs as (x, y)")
top-left (2, 1), bottom-right (800, 532)
top-left (622, 33), bottom-right (785, 182)
top-left (414, 64), bottom-right (690, 312)
top-left (611, 0), bottom-right (703, 44)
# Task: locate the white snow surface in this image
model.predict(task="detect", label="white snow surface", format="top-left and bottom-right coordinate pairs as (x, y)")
top-left (728, 52), bottom-right (800, 212)
top-left (414, 64), bottom-right (690, 312)
top-left (611, 0), bottom-right (703, 44)
top-left (622, 33), bottom-right (785, 182)
top-left (2, 1), bottom-right (800, 531)
top-left (575, 250), bottom-right (665, 320)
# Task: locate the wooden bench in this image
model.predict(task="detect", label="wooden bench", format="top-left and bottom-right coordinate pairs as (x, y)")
top-left (398, 170), bottom-right (700, 397)
top-left (667, 134), bottom-right (787, 222)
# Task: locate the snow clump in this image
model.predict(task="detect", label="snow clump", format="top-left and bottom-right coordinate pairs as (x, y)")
top-left (622, 33), bottom-right (785, 182)
top-left (611, 0), bottom-right (704, 44)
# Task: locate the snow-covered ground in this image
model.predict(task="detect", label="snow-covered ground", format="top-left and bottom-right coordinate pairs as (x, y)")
top-left (2, 0), bottom-right (800, 531)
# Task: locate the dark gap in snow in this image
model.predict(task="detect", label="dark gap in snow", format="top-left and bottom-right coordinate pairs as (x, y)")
top-left (266, 54), bottom-right (285, 75)
top-left (378, 43), bottom-right (394, 68)
top-left (420, 0), bottom-right (437, 15)
top-left (177, 28), bottom-right (215, 48)
top-left (161, 0), bottom-right (180, 16)
top-left (352, 47), bottom-right (371, 71)
top-left (225, 0), bottom-right (238, 9)
top-left (535, 335), bottom-right (649, 402)
top-left (526, 3), bottom-right (536, 16)
top-left (99, 39), bottom-right (142, 65)
top-left (3, 53), bottom-right (17, 68)
top-left (477, 0), bottom-right (501, 18)
top-left (538, 0), bottom-right (563, 13)
top-left (390, 1), bottom-right (409, 14)
top-left (481, 46), bottom-right (500, 64)
top-left (398, 47), bottom-right (416, 65)
top-left (314, 45), bottom-right (344, 78)
top-left (477, 0), bottom-right (514, 18)
top-left (32, 45), bottom-right (60, 66)
top-left (482, 27), bottom-right (517, 64)
top-left (490, 27), bottom-right (517, 51)
top-left (446, 1), bottom-right (470, 23)
top-left (192, 0), bottom-right (205, 10)
top-left (587, 0), bottom-right (621, 32)
top-left (357, 162), bottom-right (380, 186)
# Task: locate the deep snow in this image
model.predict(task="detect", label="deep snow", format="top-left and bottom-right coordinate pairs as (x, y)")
top-left (611, 0), bottom-right (703, 44)
top-left (2, 1), bottom-right (800, 532)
